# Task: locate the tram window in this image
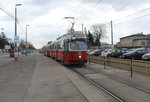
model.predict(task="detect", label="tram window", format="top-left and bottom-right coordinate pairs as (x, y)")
top-left (64, 42), bottom-right (69, 51)
top-left (70, 41), bottom-right (86, 50)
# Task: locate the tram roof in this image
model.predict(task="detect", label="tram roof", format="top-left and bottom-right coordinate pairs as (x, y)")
top-left (56, 31), bottom-right (86, 40)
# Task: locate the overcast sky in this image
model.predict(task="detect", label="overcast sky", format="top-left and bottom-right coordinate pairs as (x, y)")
top-left (0, 0), bottom-right (150, 48)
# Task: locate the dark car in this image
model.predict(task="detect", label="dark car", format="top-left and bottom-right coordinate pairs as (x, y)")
top-left (110, 49), bottom-right (128, 58)
top-left (9, 50), bottom-right (14, 57)
top-left (93, 50), bottom-right (103, 56)
top-left (121, 48), bottom-right (149, 60)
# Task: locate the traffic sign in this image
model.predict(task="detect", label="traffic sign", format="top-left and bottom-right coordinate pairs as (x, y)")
top-left (14, 36), bottom-right (19, 43)
top-left (25, 43), bottom-right (29, 48)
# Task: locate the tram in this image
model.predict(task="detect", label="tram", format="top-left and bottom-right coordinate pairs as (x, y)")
top-left (42, 31), bottom-right (87, 65)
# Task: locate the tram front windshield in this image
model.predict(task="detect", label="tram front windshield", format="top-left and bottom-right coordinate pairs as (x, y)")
top-left (69, 41), bottom-right (86, 50)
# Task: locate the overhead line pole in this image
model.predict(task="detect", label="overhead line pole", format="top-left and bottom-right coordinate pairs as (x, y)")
top-left (82, 23), bottom-right (84, 34)
top-left (14, 4), bottom-right (22, 61)
top-left (111, 21), bottom-right (113, 47)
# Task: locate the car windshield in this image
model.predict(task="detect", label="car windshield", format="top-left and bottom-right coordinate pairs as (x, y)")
top-left (127, 48), bottom-right (145, 54)
top-left (69, 41), bottom-right (86, 50)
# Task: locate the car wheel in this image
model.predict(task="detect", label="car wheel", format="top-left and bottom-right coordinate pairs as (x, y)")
top-left (107, 54), bottom-right (110, 57)
top-left (132, 57), bottom-right (135, 60)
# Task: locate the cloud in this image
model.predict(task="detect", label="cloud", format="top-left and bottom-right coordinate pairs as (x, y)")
top-left (1, 0), bottom-right (150, 48)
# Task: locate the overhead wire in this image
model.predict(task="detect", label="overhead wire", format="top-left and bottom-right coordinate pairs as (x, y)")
top-left (74, 0), bottom-right (106, 32)
top-left (110, 0), bottom-right (126, 9)
top-left (0, 7), bottom-right (15, 19)
top-left (114, 13), bottom-right (150, 25)
top-left (77, 0), bottom-right (127, 29)
top-left (81, 0), bottom-right (104, 15)
top-left (113, 7), bottom-right (150, 22)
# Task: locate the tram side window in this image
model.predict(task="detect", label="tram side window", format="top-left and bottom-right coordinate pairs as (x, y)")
top-left (64, 42), bottom-right (69, 51)
top-left (58, 42), bottom-right (63, 50)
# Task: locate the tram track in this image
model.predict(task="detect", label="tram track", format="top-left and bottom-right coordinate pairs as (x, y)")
top-left (64, 64), bottom-right (150, 102)
top-left (66, 65), bottom-right (125, 102)
top-left (86, 66), bottom-right (150, 95)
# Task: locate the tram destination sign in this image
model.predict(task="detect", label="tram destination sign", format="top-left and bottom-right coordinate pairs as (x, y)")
top-left (73, 34), bottom-right (86, 38)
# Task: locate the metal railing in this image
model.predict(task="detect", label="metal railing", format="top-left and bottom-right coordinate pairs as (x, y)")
top-left (88, 55), bottom-right (150, 77)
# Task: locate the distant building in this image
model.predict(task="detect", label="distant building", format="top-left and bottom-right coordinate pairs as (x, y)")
top-left (89, 42), bottom-right (111, 49)
top-left (117, 32), bottom-right (150, 48)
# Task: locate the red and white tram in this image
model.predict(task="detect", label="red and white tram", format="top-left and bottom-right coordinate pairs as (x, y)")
top-left (42, 31), bottom-right (87, 65)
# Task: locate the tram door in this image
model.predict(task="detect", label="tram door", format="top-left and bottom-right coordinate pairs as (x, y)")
top-left (64, 41), bottom-right (69, 64)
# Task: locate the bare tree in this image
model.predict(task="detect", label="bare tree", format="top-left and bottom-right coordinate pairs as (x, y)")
top-left (90, 24), bottom-right (106, 48)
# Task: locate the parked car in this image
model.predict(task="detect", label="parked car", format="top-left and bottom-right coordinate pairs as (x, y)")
top-left (87, 49), bottom-right (95, 55)
top-left (88, 49), bottom-right (100, 55)
top-left (110, 49), bottom-right (129, 58)
top-left (9, 50), bottom-right (14, 57)
top-left (22, 50), bottom-right (26, 54)
top-left (121, 48), bottom-right (149, 60)
top-left (101, 49), bottom-right (113, 57)
top-left (92, 50), bottom-right (103, 56)
top-left (142, 53), bottom-right (150, 60)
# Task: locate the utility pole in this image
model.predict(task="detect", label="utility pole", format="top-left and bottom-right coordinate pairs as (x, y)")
top-left (82, 23), bottom-right (84, 34)
top-left (111, 21), bottom-right (113, 47)
top-left (84, 27), bottom-right (87, 35)
top-left (14, 4), bottom-right (22, 61)
top-left (25, 25), bottom-right (29, 56)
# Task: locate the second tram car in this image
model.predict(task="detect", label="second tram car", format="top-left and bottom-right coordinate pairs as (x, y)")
top-left (42, 31), bottom-right (87, 65)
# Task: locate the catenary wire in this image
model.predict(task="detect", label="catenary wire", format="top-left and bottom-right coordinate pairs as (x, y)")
top-left (114, 13), bottom-right (150, 25)
top-left (113, 7), bottom-right (150, 22)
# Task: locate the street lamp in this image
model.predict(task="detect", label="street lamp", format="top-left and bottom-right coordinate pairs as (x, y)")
top-left (15, 4), bottom-right (22, 37)
top-left (14, 3), bottom-right (22, 60)
top-left (25, 25), bottom-right (29, 56)
top-left (26, 25), bottom-right (29, 44)
top-left (64, 17), bottom-right (75, 33)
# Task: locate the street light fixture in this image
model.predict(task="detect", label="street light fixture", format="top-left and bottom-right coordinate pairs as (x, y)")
top-left (64, 17), bottom-right (75, 33)
top-left (14, 3), bottom-right (22, 61)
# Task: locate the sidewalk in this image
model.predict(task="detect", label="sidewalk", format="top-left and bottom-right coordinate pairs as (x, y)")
top-left (22, 54), bottom-right (107, 102)
top-left (0, 53), bottom-right (9, 58)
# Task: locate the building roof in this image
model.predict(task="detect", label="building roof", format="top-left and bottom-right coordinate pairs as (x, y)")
top-left (120, 32), bottom-right (145, 39)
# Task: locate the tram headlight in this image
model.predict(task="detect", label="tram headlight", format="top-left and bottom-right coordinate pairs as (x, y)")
top-left (79, 55), bottom-right (82, 59)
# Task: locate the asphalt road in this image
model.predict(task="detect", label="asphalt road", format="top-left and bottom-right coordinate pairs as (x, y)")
top-left (0, 53), bottom-right (89, 102)
top-left (0, 54), bottom-right (37, 102)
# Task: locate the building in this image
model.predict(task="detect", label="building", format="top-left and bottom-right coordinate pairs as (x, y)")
top-left (117, 32), bottom-right (150, 48)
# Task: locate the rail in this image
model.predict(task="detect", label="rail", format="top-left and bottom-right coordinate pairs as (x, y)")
top-left (88, 55), bottom-right (150, 76)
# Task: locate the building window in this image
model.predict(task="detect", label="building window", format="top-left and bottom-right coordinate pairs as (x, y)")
top-left (141, 41), bottom-right (145, 46)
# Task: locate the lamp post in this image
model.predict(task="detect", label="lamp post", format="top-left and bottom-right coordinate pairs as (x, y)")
top-left (26, 25), bottom-right (29, 44)
top-left (15, 4), bottom-right (22, 37)
top-left (25, 25), bottom-right (29, 56)
top-left (14, 4), bottom-right (21, 60)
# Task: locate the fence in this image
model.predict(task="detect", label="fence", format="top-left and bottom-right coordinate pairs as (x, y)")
top-left (88, 55), bottom-right (150, 76)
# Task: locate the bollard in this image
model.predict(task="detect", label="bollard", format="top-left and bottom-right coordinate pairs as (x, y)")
top-left (145, 61), bottom-right (148, 75)
top-left (104, 57), bottom-right (106, 69)
top-left (89, 55), bottom-right (91, 65)
top-left (130, 59), bottom-right (133, 77)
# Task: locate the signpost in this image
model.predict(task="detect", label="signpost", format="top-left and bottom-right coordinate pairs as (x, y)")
top-left (14, 36), bottom-right (19, 43)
